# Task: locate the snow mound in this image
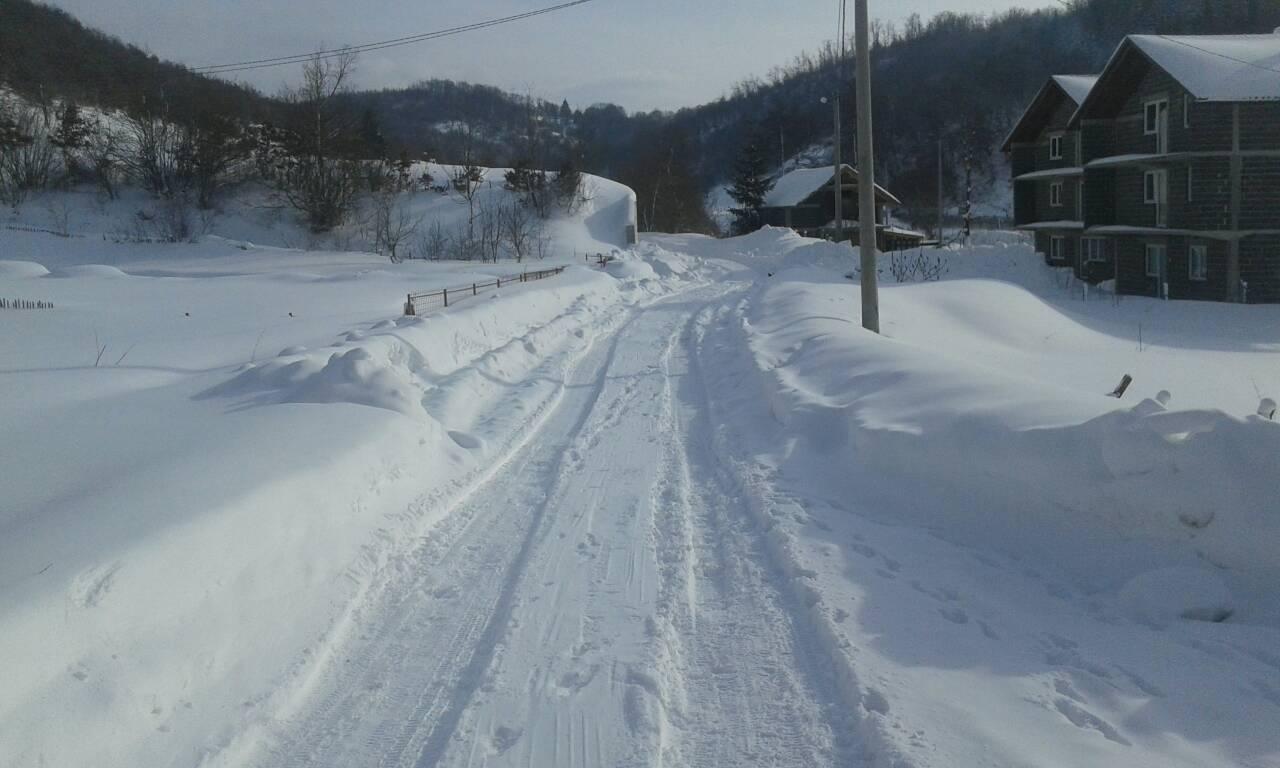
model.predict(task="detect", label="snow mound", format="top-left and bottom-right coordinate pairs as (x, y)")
top-left (604, 255), bottom-right (659, 282)
top-left (205, 346), bottom-right (422, 416)
top-left (1118, 567), bottom-right (1234, 625)
top-left (50, 264), bottom-right (129, 278)
top-left (0, 260), bottom-right (51, 278)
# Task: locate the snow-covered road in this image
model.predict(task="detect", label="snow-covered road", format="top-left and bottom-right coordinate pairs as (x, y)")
top-left (258, 283), bottom-right (851, 768)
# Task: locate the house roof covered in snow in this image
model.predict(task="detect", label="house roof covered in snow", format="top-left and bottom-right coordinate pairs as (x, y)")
top-left (1070, 34), bottom-right (1280, 126)
top-left (764, 165), bottom-right (901, 208)
top-left (1052, 75), bottom-right (1100, 106)
top-left (1001, 74), bottom-right (1099, 151)
top-left (1129, 34), bottom-right (1280, 102)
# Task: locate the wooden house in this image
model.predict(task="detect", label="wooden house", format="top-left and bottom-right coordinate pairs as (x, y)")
top-left (759, 165), bottom-right (925, 251)
top-left (1008, 33), bottom-right (1280, 302)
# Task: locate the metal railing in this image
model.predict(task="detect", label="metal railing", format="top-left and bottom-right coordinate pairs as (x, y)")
top-left (404, 266), bottom-right (567, 316)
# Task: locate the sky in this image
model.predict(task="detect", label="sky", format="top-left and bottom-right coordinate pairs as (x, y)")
top-left (43, 0), bottom-right (1058, 112)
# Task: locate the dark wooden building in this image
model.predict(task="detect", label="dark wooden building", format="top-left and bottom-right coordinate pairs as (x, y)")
top-left (1008, 34), bottom-right (1280, 303)
top-left (759, 165), bottom-right (925, 251)
top-left (1003, 75), bottom-right (1099, 270)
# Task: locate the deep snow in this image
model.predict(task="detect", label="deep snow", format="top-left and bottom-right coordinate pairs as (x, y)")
top-left (2, 210), bottom-right (1278, 768)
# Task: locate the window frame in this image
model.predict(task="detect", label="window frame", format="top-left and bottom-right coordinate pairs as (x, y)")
top-left (1050, 236), bottom-right (1067, 262)
top-left (1083, 237), bottom-right (1109, 263)
top-left (1144, 170), bottom-right (1168, 205)
top-left (1145, 243), bottom-right (1166, 278)
top-left (1049, 133), bottom-right (1064, 161)
top-left (1189, 244), bottom-right (1208, 282)
top-left (1144, 99), bottom-right (1168, 136)
top-left (1050, 181), bottom-right (1064, 208)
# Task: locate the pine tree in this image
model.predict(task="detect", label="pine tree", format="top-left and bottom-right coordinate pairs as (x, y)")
top-left (727, 131), bottom-right (774, 235)
top-left (554, 156), bottom-right (585, 214)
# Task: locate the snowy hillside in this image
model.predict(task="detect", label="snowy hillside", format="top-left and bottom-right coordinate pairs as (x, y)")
top-left (2, 218), bottom-right (1277, 768)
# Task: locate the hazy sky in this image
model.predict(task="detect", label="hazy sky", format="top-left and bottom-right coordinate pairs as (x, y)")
top-left (44, 0), bottom-right (1057, 111)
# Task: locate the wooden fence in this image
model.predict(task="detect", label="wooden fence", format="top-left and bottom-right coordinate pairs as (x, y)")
top-left (404, 266), bottom-right (567, 316)
top-left (1, 298), bottom-right (54, 310)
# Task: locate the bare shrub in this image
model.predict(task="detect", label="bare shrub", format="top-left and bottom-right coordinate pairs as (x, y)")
top-left (368, 191), bottom-right (423, 263)
top-left (889, 248), bottom-right (949, 283)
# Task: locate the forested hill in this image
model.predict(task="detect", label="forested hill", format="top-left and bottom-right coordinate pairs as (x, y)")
top-left (2, 0), bottom-right (1279, 233)
top-left (0, 0), bottom-right (271, 122)
top-left (645, 0), bottom-right (1280, 225)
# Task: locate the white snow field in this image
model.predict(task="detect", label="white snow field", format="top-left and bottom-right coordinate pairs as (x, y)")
top-left (3, 208), bottom-right (1279, 768)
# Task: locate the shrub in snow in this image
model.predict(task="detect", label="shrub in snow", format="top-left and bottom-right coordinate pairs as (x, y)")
top-left (1117, 567), bottom-right (1234, 626)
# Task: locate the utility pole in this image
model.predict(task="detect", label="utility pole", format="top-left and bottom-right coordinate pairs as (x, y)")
top-left (829, 0), bottom-right (847, 245)
top-left (937, 139), bottom-right (944, 245)
top-left (854, 0), bottom-right (880, 333)
top-left (832, 94), bottom-right (843, 240)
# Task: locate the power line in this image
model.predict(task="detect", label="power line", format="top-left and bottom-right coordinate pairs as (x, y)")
top-left (194, 0), bottom-right (602, 76)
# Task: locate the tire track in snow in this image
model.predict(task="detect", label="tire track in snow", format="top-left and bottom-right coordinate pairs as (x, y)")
top-left (261, 303), bottom-right (655, 768)
top-left (645, 298), bottom-right (858, 767)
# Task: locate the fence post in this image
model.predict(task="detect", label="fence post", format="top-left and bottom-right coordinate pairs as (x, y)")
top-left (405, 293), bottom-right (415, 316)
top-left (473, 283), bottom-right (477, 296)
top-left (443, 287), bottom-right (449, 307)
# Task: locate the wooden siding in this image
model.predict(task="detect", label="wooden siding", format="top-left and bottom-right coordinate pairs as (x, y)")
top-left (1241, 235), bottom-right (1280, 303)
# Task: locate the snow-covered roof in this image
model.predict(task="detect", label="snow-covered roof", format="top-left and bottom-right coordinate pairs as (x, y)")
top-left (1128, 34), bottom-right (1280, 102)
top-left (765, 165), bottom-right (901, 208)
top-left (1085, 153), bottom-right (1167, 168)
top-left (1015, 167), bottom-right (1083, 181)
top-left (1001, 74), bottom-right (1099, 151)
top-left (1017, 221), bottom-right (1084, 231)
top-left (1052, 75), bottom-right (1099, 106)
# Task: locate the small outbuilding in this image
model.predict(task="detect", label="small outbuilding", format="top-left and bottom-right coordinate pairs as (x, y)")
top-left (759, 165), bottom-right (924, 251)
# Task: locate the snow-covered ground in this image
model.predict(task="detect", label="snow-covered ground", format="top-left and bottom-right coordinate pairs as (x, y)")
top-left (654, 227), bottom-right (1280, 767)
top-left (3, 209), bottom-right (1278, 768)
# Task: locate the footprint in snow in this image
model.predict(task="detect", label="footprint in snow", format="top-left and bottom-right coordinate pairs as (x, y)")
top-left (70, 561), bottom-right (123, 608)
top-left (447, 431), bottom-right (483, 451)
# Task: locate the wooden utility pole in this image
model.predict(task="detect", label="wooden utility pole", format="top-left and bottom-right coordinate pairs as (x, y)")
top-left (854, 0), bottom-right (880, 333)
top-left (937, 139), bottom-right (944, 245)
top-left (832, 95), bottom-right (843, 238)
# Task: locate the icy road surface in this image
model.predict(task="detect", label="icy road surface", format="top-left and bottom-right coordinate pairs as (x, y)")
top-left (262, 284), bottom-right (853, 767)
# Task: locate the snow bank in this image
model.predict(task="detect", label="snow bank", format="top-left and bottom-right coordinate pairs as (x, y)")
top-left (741, 269), bottom-right (1280, 575)
top-left (0, 260), bottom-right (50, 278)
top-left (1117, 567), bottom-right (1235, 626)
top-left (0, 232), bottom-right (695, 767)
top-left (686, 231), bottom-right (1280, 768)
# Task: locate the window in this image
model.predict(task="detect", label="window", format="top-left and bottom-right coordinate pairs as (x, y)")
top-left (1084, 238), bottom-right (1109, 263)
top-left (1145, 244), bottom-right (1166, 278)
top-left (1049, 133), bottom-right (1063, 160)
top-left (1145, 99), bottom-right (1170, 153)
top-left (1144, 100), bottom-right (1167, 135)
top-left (1050, 181), bottom-right (1063, 207)
top-left (1189, 244), bottom-right (1208, 281)
top-left (1050, 236), bottom-right (1067, 262)
top-left (1144, 170), bottom-right (1168, 204)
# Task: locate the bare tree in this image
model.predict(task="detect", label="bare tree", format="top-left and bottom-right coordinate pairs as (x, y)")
top-left (0, 103), bottom-right (55, 204)
top-left (368, 190), bottom-right (423, 262)
top-left (274, 50), bottom-right (363, 232)
top-left (502, 197), bottom-right (545, 262)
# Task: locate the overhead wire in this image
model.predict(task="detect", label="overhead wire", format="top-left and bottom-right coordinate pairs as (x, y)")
top-left (193, 0), bottom-right (601, 76)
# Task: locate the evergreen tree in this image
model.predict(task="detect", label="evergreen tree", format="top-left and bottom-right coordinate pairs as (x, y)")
top-left (359, 108), bottom-right (387, 159)
top-left (727, 131), bottom-right (774, 235)
top-left (51, 100), bottom-right (93, 182)
top-left (554, 156), bottom-right (585, 214)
